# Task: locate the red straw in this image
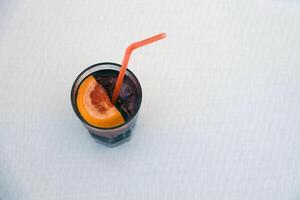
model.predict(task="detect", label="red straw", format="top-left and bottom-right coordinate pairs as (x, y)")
top-left (112, 32), bottom-right (167, 104)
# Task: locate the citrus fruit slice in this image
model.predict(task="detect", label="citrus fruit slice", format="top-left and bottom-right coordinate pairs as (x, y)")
top-left (76, 75), bottom-right (125, 128)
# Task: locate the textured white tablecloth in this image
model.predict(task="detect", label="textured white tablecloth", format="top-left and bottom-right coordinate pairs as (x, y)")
top-left (1, 0), bottom-right (300, 199)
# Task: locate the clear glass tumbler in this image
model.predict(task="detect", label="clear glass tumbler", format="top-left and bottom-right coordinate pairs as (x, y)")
top-left (71, 62), bottom-right (142, 147)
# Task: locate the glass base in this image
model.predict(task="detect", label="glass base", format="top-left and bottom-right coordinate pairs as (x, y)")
top-left (89, 130), bottom-right (131, 147)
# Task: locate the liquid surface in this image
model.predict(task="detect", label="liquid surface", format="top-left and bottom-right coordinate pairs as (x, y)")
top-left (91, 70), bottom-right (139, 121)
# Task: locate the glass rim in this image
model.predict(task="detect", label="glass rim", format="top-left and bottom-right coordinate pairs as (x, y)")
top-left (71, 62), bottom-right (142, 130)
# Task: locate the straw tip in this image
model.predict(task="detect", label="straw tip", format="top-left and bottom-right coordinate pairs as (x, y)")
top-left (161, 32), bottom-right (167, 38)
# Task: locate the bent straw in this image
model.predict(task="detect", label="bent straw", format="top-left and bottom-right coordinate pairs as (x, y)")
top-left (112, 32), bottom-right (167, 104)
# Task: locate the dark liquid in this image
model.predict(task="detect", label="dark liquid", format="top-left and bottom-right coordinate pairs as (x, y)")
top-left (91, 70), bottom-right (139, 121)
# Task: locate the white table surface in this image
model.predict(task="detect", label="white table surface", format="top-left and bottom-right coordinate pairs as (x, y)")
top-left (1, 0), bottom-right (300, 199)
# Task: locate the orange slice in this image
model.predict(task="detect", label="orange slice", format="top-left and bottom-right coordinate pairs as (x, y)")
top-left (76, 75), bottom-right (125, 128)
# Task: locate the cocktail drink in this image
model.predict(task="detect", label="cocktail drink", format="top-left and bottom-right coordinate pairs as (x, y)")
top-left (71, 33), bottom-right (166, 147)
top-left (71, 63), bottom-right (142, 146)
